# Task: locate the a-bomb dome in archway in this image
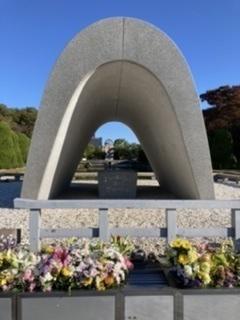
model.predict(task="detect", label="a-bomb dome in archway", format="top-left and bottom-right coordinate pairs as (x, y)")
top-left (21, 17), bottom-right (214, 200)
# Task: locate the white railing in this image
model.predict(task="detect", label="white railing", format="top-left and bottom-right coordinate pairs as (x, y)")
top-left (14, 198), bottom-right (240, 252)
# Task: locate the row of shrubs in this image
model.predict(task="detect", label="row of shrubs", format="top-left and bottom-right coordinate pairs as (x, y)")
top-left (0, 121), bottom-right (30, 169)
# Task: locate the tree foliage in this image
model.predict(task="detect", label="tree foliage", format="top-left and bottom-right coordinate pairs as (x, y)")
top-left (113, 139), bottom-right (130, 160)
top-left (208, 128), bottom-right (237, 169)
top-left (0, 104), bottom-right (37, 137)
top-left (201, 85), bottom-right (240, 169)
top-left (201, 85), bottom-right (240, 132)
top-left (113, 139), bottom-right (149, 163)
top-left (83, 144), bottom-right (105, 160)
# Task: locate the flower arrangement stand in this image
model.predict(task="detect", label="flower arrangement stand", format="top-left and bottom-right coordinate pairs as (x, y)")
top-left (0, 293), bottom-right (15, 320)
top-left (2, 288), bottom-right (240, 320)
top-left (181, 289), bottom-right (240, 320)
top-left (18, 292), bottom-right (116, 320)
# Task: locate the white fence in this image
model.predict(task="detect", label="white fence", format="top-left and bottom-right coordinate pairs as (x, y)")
top-left (14, 198), bottom-right (240, 252)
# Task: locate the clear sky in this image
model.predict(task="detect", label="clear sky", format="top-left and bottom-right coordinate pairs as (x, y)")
top-left (0, 0), bottom-right (239, 142)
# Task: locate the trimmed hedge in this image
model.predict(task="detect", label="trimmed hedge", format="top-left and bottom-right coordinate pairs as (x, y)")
top-left (0, 121), bottom-right (30, 169)
top-left (17, 132), bottom-right (30, 163)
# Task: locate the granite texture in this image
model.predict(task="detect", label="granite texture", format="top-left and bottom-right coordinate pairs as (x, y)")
top-left (184, 295), bottom-right (240, 320)
top-left (0, 298), bottom-right (12, 320)
top-left (21, 296), bottom-right (115, 320)
top-left (98, 170), bottom-right (137, 198)
top-left (125, 295), bottom-right (174, 320)
top-left (21, 17), bottom-right (214, 200)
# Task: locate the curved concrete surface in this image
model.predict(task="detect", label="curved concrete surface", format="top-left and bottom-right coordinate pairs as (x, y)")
top-left (21, 17), bottom-right (214, 199)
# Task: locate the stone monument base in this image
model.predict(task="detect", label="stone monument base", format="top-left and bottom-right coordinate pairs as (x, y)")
top-left (98, 170), bottom-right (137, 199)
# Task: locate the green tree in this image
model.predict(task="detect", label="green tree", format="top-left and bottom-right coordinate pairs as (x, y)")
top-left (0, 104), bottom-right (37, 137)
top-left (113, 139), bottom-right (129, 148)
top-left (84, 144), bottom-right (106, 160)
top-left (201, 85), bottom-right (240, 169)
top-left (93, 147), bottom-right (105, 159)
top-left (11, 107), bottom-right (38, 137)
top-left (113, 139), bottom-right (130, 159)
top-left (84, 144), bottom-right (96, 160)
top-left (128, 143), bottom-right (141, 160)
top-left (0, 104), bottom-right (11, 119)
top-left (208, 128), bottom-right (237, 169)
top-left (230, 124), bottom-right (240, 168)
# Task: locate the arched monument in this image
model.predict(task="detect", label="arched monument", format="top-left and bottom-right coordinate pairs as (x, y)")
top-left (21, 17), bottom-right (214, 200)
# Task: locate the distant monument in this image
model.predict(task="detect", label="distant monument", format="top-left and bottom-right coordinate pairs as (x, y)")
top-left (104, 139), bottom-right (114, 161)
top-left (21, 17), bottom-right (214, 200)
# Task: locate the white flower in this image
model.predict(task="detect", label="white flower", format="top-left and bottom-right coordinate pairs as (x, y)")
top-left (44, 272), bottom-right (53, 282)
top-left (184, 265), bottom-right (193, 278)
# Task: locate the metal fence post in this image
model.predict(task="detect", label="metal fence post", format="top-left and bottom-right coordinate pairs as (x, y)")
top-left (99, 208), bottom-right (109, 241)
top-left (231, 208), bottom-right (240, 251)
top-left (29, 209), bottom-right (41, 252)
top-left (166, 208), bottom-right (177, 244)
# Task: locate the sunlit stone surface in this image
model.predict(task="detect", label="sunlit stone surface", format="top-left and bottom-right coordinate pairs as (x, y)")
top-left (21, 18), bottom-right (214, 200)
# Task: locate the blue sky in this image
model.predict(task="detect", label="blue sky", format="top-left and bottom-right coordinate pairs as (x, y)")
top-left (0, 0), bottom-right (239, 143)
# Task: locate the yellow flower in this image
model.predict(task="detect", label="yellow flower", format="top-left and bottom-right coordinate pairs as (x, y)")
top-left (170, 239), bottom-right (183, 249)
top-left (82, 277), bottom-right (93, 287)
top-left (200, 261), bottom-right (211, 273)
top-left (6, 274), bottom-right (14, 283)
top-left (61, 267), bottom-right (72, 277)
top-left (6, 250), bottom-right (13, 261)
top-left (181, 240), bottom-right (192, 250)
top-left (42, 245), bottom-right (54, 254)
top-left (178, 254), bottom-right (190, 265)
top-left (187, 249), bottom-right (198, 264)
top-left (170, 239), bottom-right (192, 250)
top-left (198, 271), bottom-right (211, 285)
top-left (95, 276), bottom-right (106, 291)
top-left (0, 278), bottom-right (7, 286)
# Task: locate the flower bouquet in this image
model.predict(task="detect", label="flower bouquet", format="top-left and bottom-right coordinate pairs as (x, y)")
top-left (160, 238), bottom-right (240, 288)
top-left (0, 235), bottom-right (134, 292)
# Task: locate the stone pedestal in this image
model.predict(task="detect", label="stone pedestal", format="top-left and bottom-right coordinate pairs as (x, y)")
top-left (98, 170), bottom-right (137, 199)
top-left (20, 296), bottom-right (114, 320)
top-left (0, 297), bottom-right (12, 320)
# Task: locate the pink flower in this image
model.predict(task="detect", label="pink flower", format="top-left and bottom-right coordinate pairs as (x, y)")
top-left (22, 269), bottom-right (34, 282)
top-left (29, 282), bottom-right (36, 292)
top-left (124, 257), bottom-right (134, 270)
top-left (2, 285), bottom-right (10, 291)
top-left (53, 247), bottom-right (71, 267)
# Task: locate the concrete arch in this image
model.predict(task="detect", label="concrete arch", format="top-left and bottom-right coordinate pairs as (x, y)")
top-left (21, 17), bottom-right (214, 199)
